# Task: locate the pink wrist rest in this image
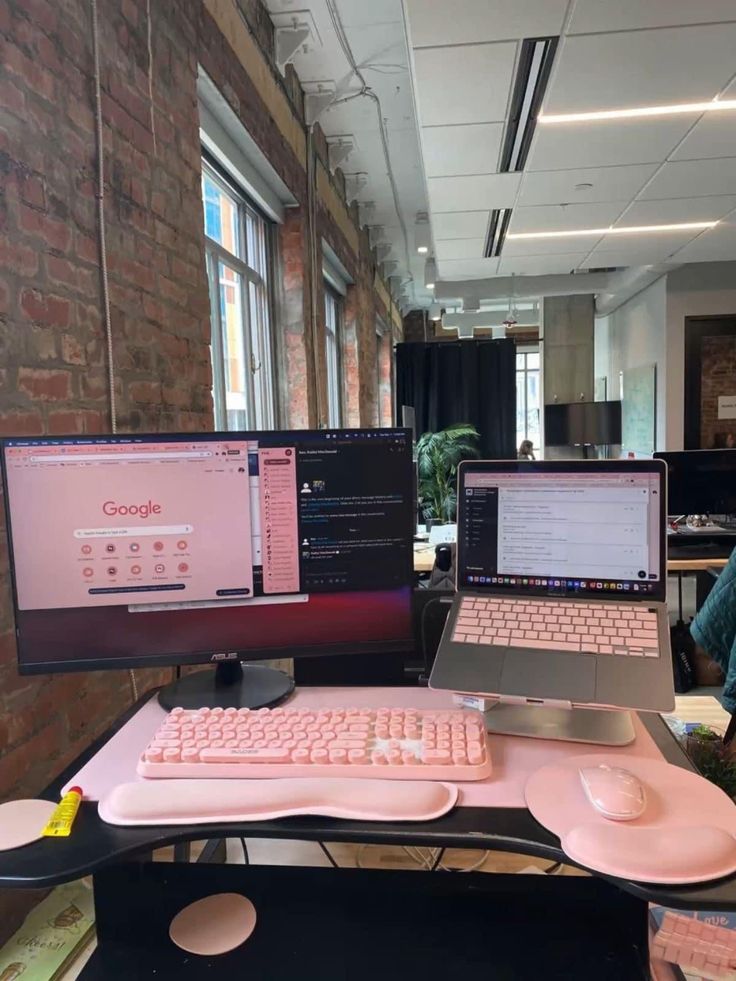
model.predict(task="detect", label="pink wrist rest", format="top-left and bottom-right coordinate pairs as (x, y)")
top-left (526, 754), bottom-right (736, 885)
top-left (98, 777), bottom-right (459, 826)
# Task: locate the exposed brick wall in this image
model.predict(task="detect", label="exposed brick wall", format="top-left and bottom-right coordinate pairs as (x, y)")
top-left (700, 332), bottom-right (736, 448)
top-left (0, 0), bottom-right (401, 935)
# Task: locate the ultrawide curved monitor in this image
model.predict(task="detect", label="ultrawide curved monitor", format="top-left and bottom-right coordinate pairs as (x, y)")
top-left (1, 429), bottom-right (414, 674)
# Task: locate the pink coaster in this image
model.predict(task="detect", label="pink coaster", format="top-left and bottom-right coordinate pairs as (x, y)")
top-left (526, 754), bottom-right (736, 884)
top-left (65, 689), bottom-right (665, 809)
top-left (0, 799), bottom-right (57, 851)
top-left (169, 893), bottom-right (257, 955)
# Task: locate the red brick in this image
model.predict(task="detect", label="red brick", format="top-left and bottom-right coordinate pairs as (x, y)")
top-left (16, 0), bottom-right (58, 35)
top-left (27, 325), bottom-right (57, 361)
top-left (0, 411), bottom-right (44, 436)
top-left (0, 279), bottom-right (8, 315)
top-left (0, 240), bottom-right (40, 277)
top-left (129, 380), bottom-right (162, 403)
top-left (20, 288), bottom-right (72, 327)
top-left (17, 367), bottom-right (72, 401)
top-left (2, 38), bottom-right (56, 102)
top-left (47, 410), bottom-right (84, 435)
top-left (61, 333), bottom-right (86, 365)
top-left (19, 205), bottom-right (72, 253)
top-left (45, 255), bottom-right (77, 288)
top-left (76, 233), bottom-right (98, 264)
top-left (0, 77), bottom-right (25, 116)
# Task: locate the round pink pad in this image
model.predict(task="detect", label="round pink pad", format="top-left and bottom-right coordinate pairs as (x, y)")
top-left (526, 754), bottom-right (736, 884)
top-left (169, 893), bottom-right (257, 955)
top-left (0, 799), bottom-right (57, 851)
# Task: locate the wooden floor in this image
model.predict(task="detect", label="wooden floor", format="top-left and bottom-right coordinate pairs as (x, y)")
top-left (60, 695), bottom-right (724, 978)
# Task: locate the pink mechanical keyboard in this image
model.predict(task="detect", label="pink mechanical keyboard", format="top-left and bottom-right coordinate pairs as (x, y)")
top-left (653, 910), bottom-right (736, 980)
top-left (452, 596), bottom-right (660, 657)
top-left (138, 705), bottom-right (492, 781)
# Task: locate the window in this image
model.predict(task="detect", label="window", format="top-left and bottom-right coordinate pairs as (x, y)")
top-left (516, 349), bottom-right (540, 453)
top-left (324, 286), bottom-right (343, 427)
top-left (202, 162), bottom-right (276, 430)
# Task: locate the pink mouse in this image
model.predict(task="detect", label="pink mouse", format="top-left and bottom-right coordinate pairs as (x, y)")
top-left (579, 764), bottom-right (647, 821)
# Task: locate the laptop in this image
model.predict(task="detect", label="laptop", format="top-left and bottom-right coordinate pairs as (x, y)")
top-left (429, 459), bottom-right (674, 714)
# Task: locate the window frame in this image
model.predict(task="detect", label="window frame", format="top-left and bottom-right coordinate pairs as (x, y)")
top-left (324, 283), bottom-right (343, 428)
top-left (202, 157), bottom-right (277, 431)
top-left (516, 346), bottom-right (541, 452)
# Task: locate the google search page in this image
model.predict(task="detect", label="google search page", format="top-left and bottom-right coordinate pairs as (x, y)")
top-left (5, 441), bottom-right (254, 610)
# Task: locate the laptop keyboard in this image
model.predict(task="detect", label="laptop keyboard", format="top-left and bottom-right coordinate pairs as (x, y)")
top-left (452, 597), bottom-right (660, 657)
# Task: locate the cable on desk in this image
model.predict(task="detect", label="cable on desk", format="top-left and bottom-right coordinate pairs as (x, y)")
top-left (239, 838), bottom-right (249, 865)
top-left (318, 842), bottom-right (339, 868)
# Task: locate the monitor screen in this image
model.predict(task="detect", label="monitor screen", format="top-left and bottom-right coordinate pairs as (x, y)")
top-left (544, 402), bottom-right (622, 446)
top-left (456, 460), bottom-right (665, 600)
top-left (1, 429), bottom-right (414, 673)
top-left (654, 449), bottom-right (736, 516)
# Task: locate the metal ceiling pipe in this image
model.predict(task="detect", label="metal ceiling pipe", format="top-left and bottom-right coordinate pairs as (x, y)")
top-left (434, 271), bottom-right (617, 304)
top-left (442, 308), bottom-right (539, 330)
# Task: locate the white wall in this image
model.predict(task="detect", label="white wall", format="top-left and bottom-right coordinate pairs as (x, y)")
top-left (594, 276), bottom-right (668, 451)
top-left (665, 262), bottom-right (736, 450)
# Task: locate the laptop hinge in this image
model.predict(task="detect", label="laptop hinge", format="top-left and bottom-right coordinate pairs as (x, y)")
top-left (498, 695), bottom-right (573, 711)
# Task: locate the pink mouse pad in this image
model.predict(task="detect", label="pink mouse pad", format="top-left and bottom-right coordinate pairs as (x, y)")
top-left (525, 754), bottom-right (736, 885)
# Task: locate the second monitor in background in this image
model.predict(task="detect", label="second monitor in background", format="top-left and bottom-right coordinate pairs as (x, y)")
top-left (1, 429), bottom-right (415, 709)
top-left (654, 449), bottom-right (736, 522)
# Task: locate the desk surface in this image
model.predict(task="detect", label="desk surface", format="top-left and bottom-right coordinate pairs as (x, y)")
top-left (413, 543), bottom-right (729, 575)
top-left (1, 688), bottom-right (735, 911)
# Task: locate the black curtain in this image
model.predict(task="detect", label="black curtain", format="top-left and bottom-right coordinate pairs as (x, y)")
top-left (395, 339), bottom-right (516, 459)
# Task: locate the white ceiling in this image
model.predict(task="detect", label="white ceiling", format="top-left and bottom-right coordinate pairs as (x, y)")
top-left (403, 0), bottom-right (736, 294)
top-left (265, 0), bottom-right (431, 307)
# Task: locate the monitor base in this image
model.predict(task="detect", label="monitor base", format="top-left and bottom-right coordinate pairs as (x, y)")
top-left (483, 704), bottom-right (635, 746)
top-left (158, 660), bottom-right (295, 711)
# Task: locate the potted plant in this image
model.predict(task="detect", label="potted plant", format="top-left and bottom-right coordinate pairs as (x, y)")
top-left (416, 423), bottom-right (479, 526)
top-left (684, 724), bottom-right (736, 799)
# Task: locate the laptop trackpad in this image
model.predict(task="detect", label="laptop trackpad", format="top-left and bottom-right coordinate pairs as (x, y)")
top-left (500, 652), bottom-right (596, 703)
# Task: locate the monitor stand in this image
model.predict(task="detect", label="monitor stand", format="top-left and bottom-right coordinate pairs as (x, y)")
top-left (483, 703), bottom-right (635, 746)
top-left (158, 660), bottom-right (295, 711)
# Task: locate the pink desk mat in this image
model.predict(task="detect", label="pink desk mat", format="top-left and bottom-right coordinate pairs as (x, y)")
top-left (64, 687), bottom-right (665, 808)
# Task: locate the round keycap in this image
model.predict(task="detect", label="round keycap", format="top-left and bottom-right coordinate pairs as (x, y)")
top-left (311, 749), bottom-right (328, 763)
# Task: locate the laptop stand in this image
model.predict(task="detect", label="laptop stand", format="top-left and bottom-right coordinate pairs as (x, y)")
top-left (483, 704), bottom-right (636, 746)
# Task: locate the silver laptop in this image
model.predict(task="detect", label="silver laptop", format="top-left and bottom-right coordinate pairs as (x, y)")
top-left (429, 459), bottom-right (674, 714)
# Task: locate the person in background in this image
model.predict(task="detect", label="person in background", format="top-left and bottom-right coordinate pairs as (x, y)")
top-left (518, 439), bottom-right (535, 460)
top-left (713, 432), bottom-right (736, 448)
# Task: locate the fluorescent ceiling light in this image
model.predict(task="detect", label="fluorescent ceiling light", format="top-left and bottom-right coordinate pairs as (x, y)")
top-left (424, 257), bottom-right (437, 290)
top-left (539, 99), bottom-right (736, 125)
top-left (506, 221), bottom-right (717, 241)
top-left (415, 215), bottom-right (431, 255)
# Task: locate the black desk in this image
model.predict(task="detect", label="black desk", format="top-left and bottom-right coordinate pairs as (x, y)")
top-left (1, 690), bottom-right (735, 978)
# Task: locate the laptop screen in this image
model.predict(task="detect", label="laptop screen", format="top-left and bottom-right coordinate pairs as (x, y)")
top-left (457, 460), bottom-right (666, 601)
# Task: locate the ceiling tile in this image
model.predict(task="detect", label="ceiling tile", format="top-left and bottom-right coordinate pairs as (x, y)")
top-left (509, 202), bottom-right (627, 234)
top-left (616, 196), bottom-right (736, 225)
top-left (421, 123), bottom-right (504, 177)
top-left (432, 211), bottom-right (490, 239)
top-left (502, 234), bottom-right (605, 256)
top-left (435, 238), bottom-right (486, 260)
top-left (586, 230), bottom-right (703, 263)
top-left (639, 158), bottom-right (736, 200)
top-left (413, 43), bottom-right (516, 126)
top-left (526, 116), bottom-right (695, 171)
top-left (406, 0), bottom-right (567, 47)
top-left (568, 0), bottom-right (736, 34)
top-left (671, 114), bottom-right (736, 162)
top-left (337, 0), bottom-right (402, 27)
top-left (497, 253), bottom-right (590, 276)
top-left (517, 164), bottom-right (657, 207)
top-left (543, 25), bottom-right (736, 114)
top-left (437, 257), bottom-right (500, 280)
top-left (428, 173), bottom-right (521, 211)
top-left (669, 221), bottom-right (736, 262)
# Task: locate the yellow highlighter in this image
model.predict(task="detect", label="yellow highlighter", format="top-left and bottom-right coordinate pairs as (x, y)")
top-left (42, 787), bottom-right (83, 837)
